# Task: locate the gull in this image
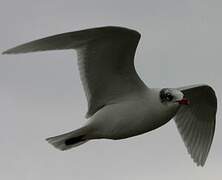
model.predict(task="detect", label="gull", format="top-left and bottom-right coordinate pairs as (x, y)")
top-left (2, 26), bottom-right (217, 166)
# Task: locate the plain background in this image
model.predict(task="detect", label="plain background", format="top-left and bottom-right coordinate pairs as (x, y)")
top-left (0, 0), bottom-right (221, 179)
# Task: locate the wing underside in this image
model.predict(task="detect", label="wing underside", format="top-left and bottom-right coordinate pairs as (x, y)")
top-left (3, 26), bottom-right (147, 117)
top-left (175, 85), bottom-right (217, 166)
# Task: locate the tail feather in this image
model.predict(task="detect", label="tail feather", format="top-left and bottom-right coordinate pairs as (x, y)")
top-left (46, 127), bottom-right (88, 151)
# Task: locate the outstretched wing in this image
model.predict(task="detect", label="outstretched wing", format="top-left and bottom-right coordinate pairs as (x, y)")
top-left (3, 26), bottom-right (147, 117)
top-left (175, 84), bottom-right (217, 166)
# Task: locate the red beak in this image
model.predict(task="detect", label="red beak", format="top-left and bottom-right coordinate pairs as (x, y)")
top-left (177, 98), bottom-right (190, 105)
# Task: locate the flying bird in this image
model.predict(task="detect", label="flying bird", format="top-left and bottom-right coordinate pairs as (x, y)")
top-left (2, 26), bottom-right (217, 166)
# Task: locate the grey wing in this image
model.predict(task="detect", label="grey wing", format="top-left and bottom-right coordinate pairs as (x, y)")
top-left (175, 84), bottom-right (217, 166)
top-left (3, 26), bottom-right (147, 117)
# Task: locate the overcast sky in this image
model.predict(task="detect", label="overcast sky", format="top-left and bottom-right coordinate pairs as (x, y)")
top-left (0, 0), bottom-right (221, 180)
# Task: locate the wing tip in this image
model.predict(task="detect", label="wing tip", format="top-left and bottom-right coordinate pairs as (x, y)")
top-left (2, 50), bottom-right (9, 55)
top-left (2, 48), bottom-right (21, 55)
top-left (193, 157), bottom-right (205, 167)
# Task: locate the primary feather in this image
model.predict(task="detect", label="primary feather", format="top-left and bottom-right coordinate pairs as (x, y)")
top-left (175, 85), bottom-right (217, 166)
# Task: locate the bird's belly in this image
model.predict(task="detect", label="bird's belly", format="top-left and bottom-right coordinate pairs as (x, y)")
top-left (88, 100), bottom-right (178, 140)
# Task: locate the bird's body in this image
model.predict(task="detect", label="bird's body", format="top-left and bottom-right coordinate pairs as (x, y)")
top-left (86, 88), bottom-right (179, 140)
top-left (3, 26), bottom-right (217, 166)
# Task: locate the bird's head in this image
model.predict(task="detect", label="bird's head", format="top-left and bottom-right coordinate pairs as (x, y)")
top-left (159, 88), bottom-right (189, 105)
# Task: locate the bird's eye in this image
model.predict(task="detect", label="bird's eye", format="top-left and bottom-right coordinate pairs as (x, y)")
top-left (159, 89), bottom-right (174, 103)
top-left (165, 93), bottom-right (173, 101)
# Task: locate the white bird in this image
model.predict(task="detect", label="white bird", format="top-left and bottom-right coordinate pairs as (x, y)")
top-left (2, 26), bottom-right (217, 166)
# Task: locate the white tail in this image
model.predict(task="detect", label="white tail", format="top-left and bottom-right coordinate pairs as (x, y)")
top-left (46, 127), bottom-right (89, 151)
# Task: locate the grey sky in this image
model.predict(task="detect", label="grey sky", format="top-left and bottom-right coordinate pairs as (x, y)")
top-left (0, 0), bottom-right (221, 179)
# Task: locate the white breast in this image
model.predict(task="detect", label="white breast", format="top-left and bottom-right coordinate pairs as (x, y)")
top-left (87, 89), bottom-right (179, 140)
